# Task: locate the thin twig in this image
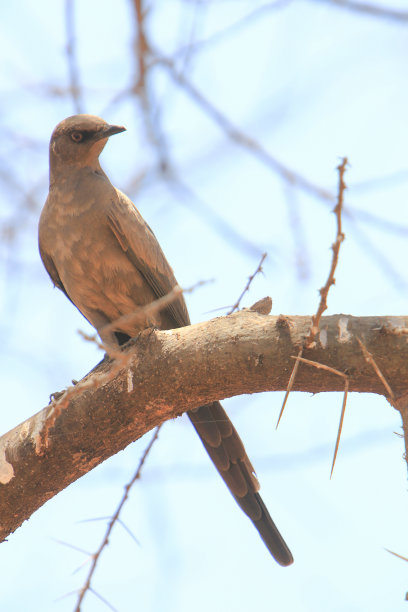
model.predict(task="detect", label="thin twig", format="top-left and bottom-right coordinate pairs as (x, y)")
top-left (174, 0), bottom-right (203, 78)
top-left (64, 0), bottom-right (83, 113)
top-left (304, 158), bottom-right (347, 348)
top-left (98, 284), bottom-right (184, 339)
top-left (276, 346), bottom-right (303, 429)
top-left (385, 547), bottom-right (408, 597)
top-left (130, 0), bottom-right (170, 175)
top-left (295, 357), bottom-right (349, 478)
top-left (132, 0), bottom-right (149, 95)
top-left (331, 379), bottom-right (349, 478)
top-left (356, 337), bottom-right (395, 403)
top-left (172, 0), bottom-right (294, 60)
top-left (286, 355), bottom-right (349, 475)
top-left (276, 160), bottom-right (347, 428)
top-left (74, 426), bottom-right (161, 612)
top-left (40, 283), bottom-right (206, 450)
top-left (384, 548), bottom-right (408, 562)
top-left (160, 170), bottom-right (264, 258)
top-left (52, 538), bottom-right (90, 557)
top-left (228, 253), bottom-right (267, 314)
top-left (292, 356), bottom-right (347, 378)
top-left (313, 0), bottom-right (408, 22)
top-left (92, 280), bottom-right (209, 342)
top-left (155, 58), bottom-right (402, 289)
top-left (103, 57), bottom-right (405, 289)
top-left (350, 208), bottom-right (408, 236)
top-left (345, 214), bottom-right (407, 288)
top-left (86, 587), bottom-right (118, 612)
top-left (284, 184), bottom-right (310, 280)
top-left (157, 55), bottom-right (335, 204)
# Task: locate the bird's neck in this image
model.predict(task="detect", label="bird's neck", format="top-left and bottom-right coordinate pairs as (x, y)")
top-left (49, 157), bottom-right (105, 187)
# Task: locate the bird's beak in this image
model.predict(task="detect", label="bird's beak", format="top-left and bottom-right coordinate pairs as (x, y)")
top-left (96, 124), bottom-right (126, 141)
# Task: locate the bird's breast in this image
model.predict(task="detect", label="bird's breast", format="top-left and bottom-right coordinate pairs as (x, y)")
top-left (40, 188), bottom-right (153, 330)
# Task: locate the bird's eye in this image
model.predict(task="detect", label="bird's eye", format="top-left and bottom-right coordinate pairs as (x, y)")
top-left (71, 131), bottom-right (83, 143)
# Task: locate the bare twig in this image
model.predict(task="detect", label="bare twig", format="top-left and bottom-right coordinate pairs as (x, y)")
top-left (40, 283), bottom-right (206, 450)
top-left (276, 160), bottom-right (347, 431)
top-left (292, 356), bottom-right (347, 377)
top-left (287, 355), bottom-right (349, 476)
top-left (356, 337), bottom-right (395, 403)
top-left (313, 0), bottom-right (408, 22)
top-left (330, 378), bottom-right (349, 478)
top-left (385, 548), bottom-right (408, 562)
top-left (284, 184), bottom-right (310, 280)
top-left (89, 588), bottom-right (118, 611)
top-left (163, 171), bottom-right (264, 258)
top-left (172, 0), bottom-right (295, 60)
top-left (385, 547), bottom-right (408, 599)
top-left (350, 208), bottom-right (408, 237)
top-left (153, 59), bottom-right (398, 289)
top-left (74, 426), bottom-right (161, 612)
top-left (228, 253), bottom-right (267, 314)
top-left (98, 284), bottom-right (185, 339)
top-left (101, 58), bottom-right (405, 291)
top-left (351, 168), bottom-right (408, 199)
top-left (304, 158), bottom-right (347, 348)
top-left (157, 55), bottom-right (335, 203)
top-left (95, 280), bottom-right (209, 342)
top-left (276, 346), bottom-right (303, 429)
top-left (173, 0), bottom-right (203, 78)
top-left (132, 0), bottom-right (149, 94)
top-left (130, 0), bottom-right (170, 174)
top-left (345, 214), bottom-right (407, 288)
top-left (64, 0), bottom-right (83, 113)
top-left (52, 538), bottom-right (90, 557)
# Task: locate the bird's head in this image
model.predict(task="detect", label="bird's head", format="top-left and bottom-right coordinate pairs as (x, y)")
top-left (49, 114), bottom-right (126, 175)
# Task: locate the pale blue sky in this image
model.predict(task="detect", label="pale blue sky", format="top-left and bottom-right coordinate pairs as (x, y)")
top-left (0, 1), bottom-right (407, 611)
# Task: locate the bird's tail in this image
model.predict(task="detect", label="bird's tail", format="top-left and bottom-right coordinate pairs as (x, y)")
top-left (188, 401), bottom-right (293, 566)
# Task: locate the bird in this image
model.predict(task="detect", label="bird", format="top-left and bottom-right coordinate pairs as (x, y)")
top-left (38, 114), bottom-right (293, 566)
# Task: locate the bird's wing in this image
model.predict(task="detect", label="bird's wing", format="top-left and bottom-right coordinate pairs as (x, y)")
top-left (108, 189), bottom-right (293, 565)
top-left (38, 242), bottom-right (75, 306)
top-left (107, 189), bottom-right (190, 328)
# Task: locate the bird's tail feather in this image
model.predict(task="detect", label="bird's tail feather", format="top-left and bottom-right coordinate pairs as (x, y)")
top-left (188, 401), bottom-right (293, 566)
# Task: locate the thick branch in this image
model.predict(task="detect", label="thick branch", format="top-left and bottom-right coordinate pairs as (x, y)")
top-left (1, 311), bottom-right (407, 542)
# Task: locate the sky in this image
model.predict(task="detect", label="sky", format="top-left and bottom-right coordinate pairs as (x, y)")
top-left (0, 1), bottom-right (408, 611)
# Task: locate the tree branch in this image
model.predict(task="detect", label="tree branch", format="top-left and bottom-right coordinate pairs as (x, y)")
top-left (1, 310), bottom-right (407, 542)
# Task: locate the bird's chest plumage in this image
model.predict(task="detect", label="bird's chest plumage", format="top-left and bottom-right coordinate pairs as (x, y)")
top-left (40, 174), bottom-right (148, 322)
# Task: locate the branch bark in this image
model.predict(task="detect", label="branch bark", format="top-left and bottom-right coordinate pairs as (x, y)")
top-left (1, 310), bottom-right (407, 542)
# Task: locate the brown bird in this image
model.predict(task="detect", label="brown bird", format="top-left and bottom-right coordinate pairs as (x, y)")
top-left (38, 114), bottom-right (293, 566)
